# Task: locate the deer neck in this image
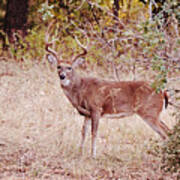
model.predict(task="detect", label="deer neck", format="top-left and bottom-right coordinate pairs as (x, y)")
top-left (61, 73), bottom-right (82, 108)
top-left (61, 72), bottom-right (82, 94)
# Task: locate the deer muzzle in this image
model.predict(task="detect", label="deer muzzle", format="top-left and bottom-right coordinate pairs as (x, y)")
top-left (59, 74), bottom-right (65, 80)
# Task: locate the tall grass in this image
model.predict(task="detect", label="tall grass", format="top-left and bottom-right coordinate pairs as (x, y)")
top-left (0, 60), bottom-right (177, 179)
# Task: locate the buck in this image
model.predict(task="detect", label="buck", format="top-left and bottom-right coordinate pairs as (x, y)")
top-left (46, 43), bottom-right (170, 158)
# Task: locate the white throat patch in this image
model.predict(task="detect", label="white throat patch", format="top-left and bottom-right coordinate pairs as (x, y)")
top-left (61, 79), bottom-right (71, 86)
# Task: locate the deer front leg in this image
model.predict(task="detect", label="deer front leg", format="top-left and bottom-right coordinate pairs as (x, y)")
top-left (91, 111), bottom-right (100, 158)
top-left (77, 106), bottom-right (91, 117)
top-left (80, 117), bottom-right (91, 155)
top-left (71, 100), bottom-right (90, 117)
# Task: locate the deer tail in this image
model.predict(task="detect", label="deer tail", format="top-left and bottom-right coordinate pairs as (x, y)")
top-left (163, 91), bottom-right (168, 109)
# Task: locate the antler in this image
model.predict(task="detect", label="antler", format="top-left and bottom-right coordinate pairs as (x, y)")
top-left (72, 35), bottom-right (88, 63)
top-left (67, 21), bottom-right (89, 65)
top-left (45, 43), bottom-right (59, 62)
top-left (45, 20), bottom-right (61, 65)
top-left (45, 20), bottom-right (89, 66)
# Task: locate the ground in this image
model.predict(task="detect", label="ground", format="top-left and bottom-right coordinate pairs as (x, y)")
top-left (0, 60), bottom-right (178, 179)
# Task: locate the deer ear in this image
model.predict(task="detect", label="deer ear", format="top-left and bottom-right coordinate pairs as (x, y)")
top-left (72, 57), bottom-right (85, 68)
top-left (47, 54), bottom-right (57, 65)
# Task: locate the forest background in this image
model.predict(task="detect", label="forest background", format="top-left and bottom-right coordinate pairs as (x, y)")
top-left (0, 0), bottom-right (180, 179)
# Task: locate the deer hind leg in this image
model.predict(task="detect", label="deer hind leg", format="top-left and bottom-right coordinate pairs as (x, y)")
top-left (80, 117), bottom-right (91, 155)
top-left (135, 90), bottom-right (170, 139)
top-left (158, 120), bottom-right (171, 135)
top-left (138, 112), bottom-right (169, 139)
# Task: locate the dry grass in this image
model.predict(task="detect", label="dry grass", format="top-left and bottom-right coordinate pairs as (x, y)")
top-left (0, 60), bottom-right (177, 179)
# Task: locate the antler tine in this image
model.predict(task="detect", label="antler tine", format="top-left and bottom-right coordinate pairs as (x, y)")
top-left (45, 19), bottom-right (60, 64)
top-left (45, 43), bottom-right (59, 61)
top-left (71, 26), bottom-right (89, 63)
top-left (72, 41), bottom-right (87, 63)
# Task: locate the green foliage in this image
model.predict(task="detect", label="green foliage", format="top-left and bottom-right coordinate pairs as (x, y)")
top-left (162, 0), bottom-right (180, 23)
top-left (0, 0), bottom-right (179, 85)
top-left (8, 26), bottom-right (45, 61)
top-left (161, 114), bottom-right (180, 175)
top-left (38, 3), bottom-right (54, 21)
top-left (151, 57), bottom-right (168, 92)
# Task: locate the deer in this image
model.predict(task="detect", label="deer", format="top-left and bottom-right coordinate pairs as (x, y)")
top-left (45, 41), bottom-right (170, 158)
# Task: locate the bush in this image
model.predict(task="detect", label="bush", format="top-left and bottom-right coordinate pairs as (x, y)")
top-left (161, 114), bottom-right (180, 174)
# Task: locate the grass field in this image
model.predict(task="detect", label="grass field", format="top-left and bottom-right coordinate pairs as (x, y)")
top-left (0, 60), bottom-right (178, 179)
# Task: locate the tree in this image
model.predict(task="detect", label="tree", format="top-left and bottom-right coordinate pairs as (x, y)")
top-left (113, 0), bottom-right (120, 18)
top-left (3, 0), bottom-right (29, 44)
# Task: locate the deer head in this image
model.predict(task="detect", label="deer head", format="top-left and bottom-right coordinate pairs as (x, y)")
top-left (46, 42), bottom-right (87, 88)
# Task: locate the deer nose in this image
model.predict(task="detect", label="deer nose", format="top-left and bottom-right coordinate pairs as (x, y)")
top-left (60, 74), bottom-right (65, 80)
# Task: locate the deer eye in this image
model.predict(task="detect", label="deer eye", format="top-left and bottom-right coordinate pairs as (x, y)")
top-left (57, 66), bottom-right (61, 69)
top-left (67, 67), bottom-right (72, 70)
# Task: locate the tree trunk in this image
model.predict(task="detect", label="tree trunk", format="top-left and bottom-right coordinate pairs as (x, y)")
top-left (3, 0), bottom-right (28, 44)
top-left (113, 0), bottom-right (120, 19)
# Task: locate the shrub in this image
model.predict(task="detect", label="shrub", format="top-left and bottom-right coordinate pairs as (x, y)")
top-left (161, 114), bottom-right (180, 175)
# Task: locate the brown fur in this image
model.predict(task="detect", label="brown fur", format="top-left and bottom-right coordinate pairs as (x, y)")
top-left (57, 65), bottom-right (170, 157)
top-left (46, 44), bottom-right (170, 157)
